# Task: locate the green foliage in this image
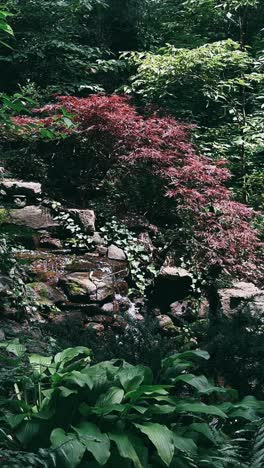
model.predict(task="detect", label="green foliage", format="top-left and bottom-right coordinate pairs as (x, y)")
top-left (0, 8), bottom-right (13, 45)
top-left (49, 201), bottom-right (95, 251)
top-left (127, 35), bottom-right (264, 210)
top-left (142, 0), bottom-right (264, 49)
top-left (100, 218), bottom-right (158, 294)
top-left (0, 0), bottom-right (146, 95)
top-left (0, 0), bottom-right (110, 94)
top-left (126, 39), bottom-right (253, 120)
top-left (1, 342), bottom-right (264, 467)
top-left (204, 312), bottom-right (264, 398)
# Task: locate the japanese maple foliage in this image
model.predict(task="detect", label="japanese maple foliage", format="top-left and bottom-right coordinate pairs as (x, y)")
top-left (9, 95), bottom-right (263, 280)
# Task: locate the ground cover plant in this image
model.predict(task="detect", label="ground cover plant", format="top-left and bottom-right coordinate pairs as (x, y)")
top-left (1, 341), bottom-right (264, 467)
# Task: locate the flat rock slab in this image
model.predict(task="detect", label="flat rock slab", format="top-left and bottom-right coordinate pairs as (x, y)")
top-left (220, 282), bottom-right (264, 315)
top-left (60, 273), bottom-right (97, 301)
top-left (0, 179), bottom-right (41, 196)
top-left (60, 271), bottom-right (114, 303)
top-left (26, 282), bottom-right (67, 305)
top-left (7, 206), bottom-right (59, 230)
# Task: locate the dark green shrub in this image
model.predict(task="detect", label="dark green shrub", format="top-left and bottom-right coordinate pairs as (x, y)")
top-left (1, 340), bottom-right (264, 467)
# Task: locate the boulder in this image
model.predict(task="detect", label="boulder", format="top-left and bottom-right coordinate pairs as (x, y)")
top-left (85, 315), bottom-right (113, 324)
top-left (169, 299), bottom-right (200, 321)
top-left (90, 276), bottom-right (114, 303)
top-left (198, 299), bottom-right (210, 318)
top-left (108, 244), bottom-right (126, 261)
top-left (97, 246), bottom-right (108, 256)
top-left (60, 273), bottom-right (97, 302)
top-left (68, 209), bottom-right (95, 233)
top-left (92, 232), bottom-right (107, 246)
top-left (160, 265), bottom-right (192, 281)
top-left (60, 271), bottom-right (114, 303)
top-left (13, 195), bottom-right (27, 208)
top-left (26, 282), bottom-right (67, 306)
top-left (7, 206), bottom-right (59, 231)
top-left (39, 232), bottom-right (63, 250)
top-left (0, 179), bottom-right (42, 198)
top-left (157, 314), bottom-right (176, 333)
top-left (101, 302), bottom-right (119, 315)
top-left (169, 301), bottom-right (190, 319)
top-left (154, 261), bottom-right (193, 307)
top-left (219, 282), bottom-right (264, 316)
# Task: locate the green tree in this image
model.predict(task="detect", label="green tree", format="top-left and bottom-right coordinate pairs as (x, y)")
top-left (0, 0), bottom-right (110, 94)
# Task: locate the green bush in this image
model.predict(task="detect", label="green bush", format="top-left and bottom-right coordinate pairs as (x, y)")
top-left (1, 341), bottom-right (264, 467)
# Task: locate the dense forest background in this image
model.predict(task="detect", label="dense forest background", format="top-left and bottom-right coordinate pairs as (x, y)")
top-left (0, 1), bottom-right (264, 467)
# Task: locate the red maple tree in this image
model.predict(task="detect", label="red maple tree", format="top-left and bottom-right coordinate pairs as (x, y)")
top-left (10, 95), bottom-right (263, 280)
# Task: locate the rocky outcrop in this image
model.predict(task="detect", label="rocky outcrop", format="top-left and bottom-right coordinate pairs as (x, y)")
top-left (60, 273), bottom-right (97, 302)
top-left (156, 314), bottom-right (177, 334)
top-left (154, 259), bottom-right (193, 307)
top-left (68, 209), bottom-right (95, 233)
top-left (7, 206), bottom-right (59, 231)
top-left (219, 282), bottom-right (264, 316)
top-left (1, 177), bottom-right (263, 342)
top-left (26, 282), bottom-right (67, 306)
top-left (108, 244), bottom-right (126, 261)
top-left (0, 179), bottom-right (41, 197)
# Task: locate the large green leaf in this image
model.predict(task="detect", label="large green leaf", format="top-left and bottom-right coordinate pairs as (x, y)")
top-left (62, 370), bottom-right (93, 389)
top-left (178, 350), bottom-right (210, 361)
top-left (240, 396), bottom-right (264, 411)
top-left (79, 402), bottom-right (127, 417)
top-left (126, 385), bottom-right (171, 402)
top-left (15, 421), bottom-right (42, 448)
top-left (150, 404), bottom-right (176, 415)
top-left (134, 422), bottom-right (175, 466)
top-left (7, 413), bottom-right (26, 429)
top-left (174, 374), bottom-right (227, 395)
top-left (54, 347), bottom-right (91, 371)
top-left (117, 365), bottom-right (153, 392)
top-left (174, 401), bottom-right (227, 418)
top-left (162, 350), bottom-right (209, 370)
top-left (109, 431), bottom-right (144, 468)
top-left (58, 386), bottom-right (78, 398)
top-left (172, 433), bottom-right (197, 455)
top-left (29, 354), bottom-right (52, 375)
top-left (96, 387), bottom-right (125, 407)
top-left (73, 422), bottom-right (110, 465)
top-left (188, 423), bottom-right (218, 444)
top-left (0, 20), bottom-right (14, 35)
top-left (0, 339), bottom-right (26, 357)
top-left (80, 362), bottom-right (118, 391)
top-left (50, 428), bottom-right (86, 468)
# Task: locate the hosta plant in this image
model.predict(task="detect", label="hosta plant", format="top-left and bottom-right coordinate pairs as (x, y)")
top-left (1, 341), bottom-right (264, 467)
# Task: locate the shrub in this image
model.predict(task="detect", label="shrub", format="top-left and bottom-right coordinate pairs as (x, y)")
top-left (3, 94), bottom-right (262, 281)
top-left (1, 341), bottom-right (264, 467)
top-left (125, 40), bottom-right (253, 121)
